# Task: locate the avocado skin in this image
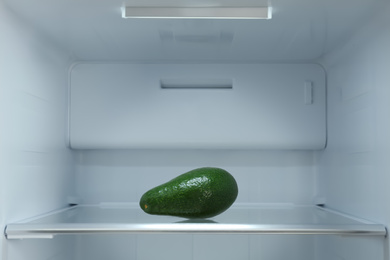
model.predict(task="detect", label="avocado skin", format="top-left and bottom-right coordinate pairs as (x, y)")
top-left (139, 167), bottom-right (238, 219)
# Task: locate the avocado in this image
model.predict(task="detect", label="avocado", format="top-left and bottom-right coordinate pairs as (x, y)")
top-left (139, 167), bottom-right (238, 219)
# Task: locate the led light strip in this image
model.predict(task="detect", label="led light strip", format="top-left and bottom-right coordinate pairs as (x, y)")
top-left (122, 7), bottom-right (272, 19)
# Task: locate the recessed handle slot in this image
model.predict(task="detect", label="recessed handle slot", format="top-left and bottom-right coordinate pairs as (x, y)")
top-left (304, 81), bottom-right (313, 105)
top-left (161, 78), bottom-right (233, 89)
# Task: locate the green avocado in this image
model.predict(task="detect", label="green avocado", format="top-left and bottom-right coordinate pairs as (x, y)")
top-left (139, 167), bottom-right (238, 219)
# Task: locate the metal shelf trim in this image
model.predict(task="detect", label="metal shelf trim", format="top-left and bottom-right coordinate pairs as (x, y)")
top-left (5, 205), bottom-right (387, 239)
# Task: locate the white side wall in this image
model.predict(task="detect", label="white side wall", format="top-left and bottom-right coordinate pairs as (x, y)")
top-left (317, 1), bottom-right (390, 259)
top-left (0, 2), bottom-right (75, 259)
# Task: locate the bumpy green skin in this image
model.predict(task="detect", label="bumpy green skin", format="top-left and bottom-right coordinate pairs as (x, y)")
top-left (139, 167), bottom-right (238, 218)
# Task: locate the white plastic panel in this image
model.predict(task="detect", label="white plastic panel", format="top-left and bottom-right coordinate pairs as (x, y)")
top-left (317, 4), bottom-right (390, 260)
top-left (69, 63), bottom-right (325, 149)
top-left (316, 3), bottom-right (390, 260)
top-left (1, 2), bottom-right (76, 260)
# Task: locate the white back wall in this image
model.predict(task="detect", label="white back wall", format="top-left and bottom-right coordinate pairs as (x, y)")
top-left (71, 62), bottom-right (322, 260)
top-left (75, 149), bottom-right (318, 260)
top-left (75, 150), bottom-right (317, 205)
top-left (69, 63), bottom-right (326, 150)
top-left (317, 1), bottom-right (390, 259)
top-left (0, 1), bottom-right (76, 259)
top-left (74, 233), bottom-right (316, 260)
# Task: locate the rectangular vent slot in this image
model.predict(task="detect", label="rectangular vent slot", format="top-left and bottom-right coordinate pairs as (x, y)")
top-left (161, 78), bottom-right (233, 89)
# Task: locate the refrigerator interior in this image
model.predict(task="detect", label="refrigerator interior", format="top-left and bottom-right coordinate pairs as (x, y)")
top-left (1, 0), bottom-right (390, 259)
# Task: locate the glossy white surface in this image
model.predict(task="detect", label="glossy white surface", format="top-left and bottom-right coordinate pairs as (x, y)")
top-left (69, 63), bottom-right (326, 149)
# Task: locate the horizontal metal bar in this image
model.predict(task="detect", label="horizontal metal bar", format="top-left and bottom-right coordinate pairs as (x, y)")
top-left (5, 223), bottom-right (387, 239)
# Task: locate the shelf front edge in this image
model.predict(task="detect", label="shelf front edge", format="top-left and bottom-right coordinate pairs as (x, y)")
top-left (5, 223), bottom-right (387, 239)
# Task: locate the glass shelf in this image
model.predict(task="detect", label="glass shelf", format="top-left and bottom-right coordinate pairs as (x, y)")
top-left (5, 204), bottom-right (386, 239)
